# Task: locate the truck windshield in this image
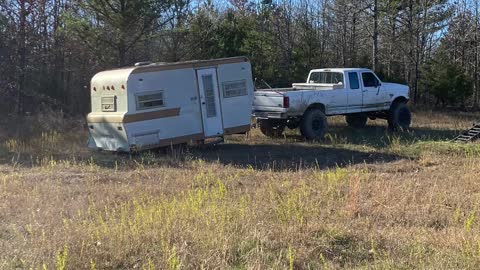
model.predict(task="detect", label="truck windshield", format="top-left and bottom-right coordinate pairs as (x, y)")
top-left (309, 72), bottom-right (344, 84)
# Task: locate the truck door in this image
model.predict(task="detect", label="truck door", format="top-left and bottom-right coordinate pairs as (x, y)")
top-left (347, 72), bottom-right (362, 113)
top-left (360, 72), bottom-right (384, 112)
top-left (197, 68), bottom-right (224, 137)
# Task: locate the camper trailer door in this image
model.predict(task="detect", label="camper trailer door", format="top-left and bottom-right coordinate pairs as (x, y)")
top-left (197, 68), bottom-right (224, 137)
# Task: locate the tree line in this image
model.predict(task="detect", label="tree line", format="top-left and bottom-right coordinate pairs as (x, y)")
top-left (0, 0), bottom-right (479, 116)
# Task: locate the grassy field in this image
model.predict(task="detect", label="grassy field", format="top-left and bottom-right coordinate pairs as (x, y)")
top-left (1, 110), bottom-right (480, 269)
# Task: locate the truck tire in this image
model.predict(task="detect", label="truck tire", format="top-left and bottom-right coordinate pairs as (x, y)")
top-left (388, 102), bottom-right (411, 130)
top-left (346, 113), bottom-right (368, 128)
top-left (258, 119), bottom-right (285, 137)
top-left (300, 108), bottom-right (328, 140)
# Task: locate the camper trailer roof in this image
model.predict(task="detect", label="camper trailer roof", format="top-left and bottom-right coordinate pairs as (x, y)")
top-left (130, 56), bottom-right (249, 74)
top-left (90, 57), bottom-right (250, 91)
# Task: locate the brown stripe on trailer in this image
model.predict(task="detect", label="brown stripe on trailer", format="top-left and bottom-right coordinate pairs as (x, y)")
top-left (131, 57), bottom-right (249, 74)
top-left (224, 124), bottom-right (251, 135)
top-left (87, 108), bottom-right (181, 124)
top-left (123, 108), bottom-right (180, 123)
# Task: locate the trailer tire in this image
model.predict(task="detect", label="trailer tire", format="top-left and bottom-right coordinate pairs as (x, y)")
top-left (258, 119), bottom-right (285, 137)
top-left (300, 108), bottom-right (328, 140)
top-left (388, 102), bottom-right (411, 131)
top-left (346, 113), bottom-right (368, 128)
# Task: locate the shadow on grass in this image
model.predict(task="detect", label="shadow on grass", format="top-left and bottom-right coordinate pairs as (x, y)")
top-left (189, 142), bottom-right (403, 171)
top-left (283, 125), bottom-right (460, 148)
top-left (186, 124), bottom-right (460, 171)
top-left (0, 124), bottom-right (461, 172)
top-left (0, 140), bottom-right (405, 172)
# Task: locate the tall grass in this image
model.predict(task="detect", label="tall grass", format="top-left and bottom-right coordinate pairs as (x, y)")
top-left (1, 110), bottom-right (480, 269)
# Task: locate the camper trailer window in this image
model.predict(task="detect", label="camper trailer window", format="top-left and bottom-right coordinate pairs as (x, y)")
top-left (101, 96), bottom-right (116, 112)
top-left (136, 91), bottom-right (165, 110)
top-left (223, 80), bottom-right (247, 98)
top-left (202, 75), bottom-right (217, 118)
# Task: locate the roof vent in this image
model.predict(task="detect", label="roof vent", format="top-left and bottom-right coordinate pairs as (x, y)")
top-left (134, 61), bottom-right (152, 67)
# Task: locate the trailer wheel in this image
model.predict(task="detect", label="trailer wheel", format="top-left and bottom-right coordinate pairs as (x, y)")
top-left (388, 102), bottom-right (411, 130)
top-left (258, 119), bottom-right (285, 137)
top-left (300, 108), bottom-right (328, 140)
top-left (346, 113), bottom-right (368, 128)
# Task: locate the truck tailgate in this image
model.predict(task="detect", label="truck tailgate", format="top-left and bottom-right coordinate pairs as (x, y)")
top-left (253, 91), bottom-right (285, 111)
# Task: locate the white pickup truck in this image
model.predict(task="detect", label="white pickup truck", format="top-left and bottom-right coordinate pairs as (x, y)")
top-left (253, 68), bottom-right (411, 139)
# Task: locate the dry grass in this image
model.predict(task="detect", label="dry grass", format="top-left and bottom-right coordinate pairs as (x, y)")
top-left (1, 110), bottom-right (480, 269)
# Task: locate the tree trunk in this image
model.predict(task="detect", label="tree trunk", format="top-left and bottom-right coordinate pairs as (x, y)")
top-left (372, 0), bottom-right (379, 72)
top-left (475, 0), bottom-right (479, 108)
top-left (387, 13), bottom-right (397, 79)
top-left (351, 11), bottom-right (357, 66)
top-left (119, 42), bottom-right (126, 67)
top-left (342, 9), bottom-right (347, 67)
top-left (16, 0), bottom-right (27, 115)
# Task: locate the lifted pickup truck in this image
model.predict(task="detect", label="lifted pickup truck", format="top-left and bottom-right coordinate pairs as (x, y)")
top-left (253, 68), bottom-right (411, 139)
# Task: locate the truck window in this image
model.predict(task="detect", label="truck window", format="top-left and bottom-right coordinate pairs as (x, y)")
top-left (362, 72), bottom-right (379, 87)
top-left (309, 72), bottom-right (344, 84)
top-left (348, 72), bottom-right (359, 89)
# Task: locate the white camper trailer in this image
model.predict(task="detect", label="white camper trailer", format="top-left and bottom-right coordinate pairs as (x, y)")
top-left (86, 57), bottom-right (254, 152)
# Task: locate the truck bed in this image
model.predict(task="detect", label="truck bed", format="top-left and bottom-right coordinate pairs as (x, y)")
top-left (253, 83), bottom-right (343, 118)
top-left (254, 83), bottom-right (338, 109)
top-left (256, 83), bottom-right (341, 93)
